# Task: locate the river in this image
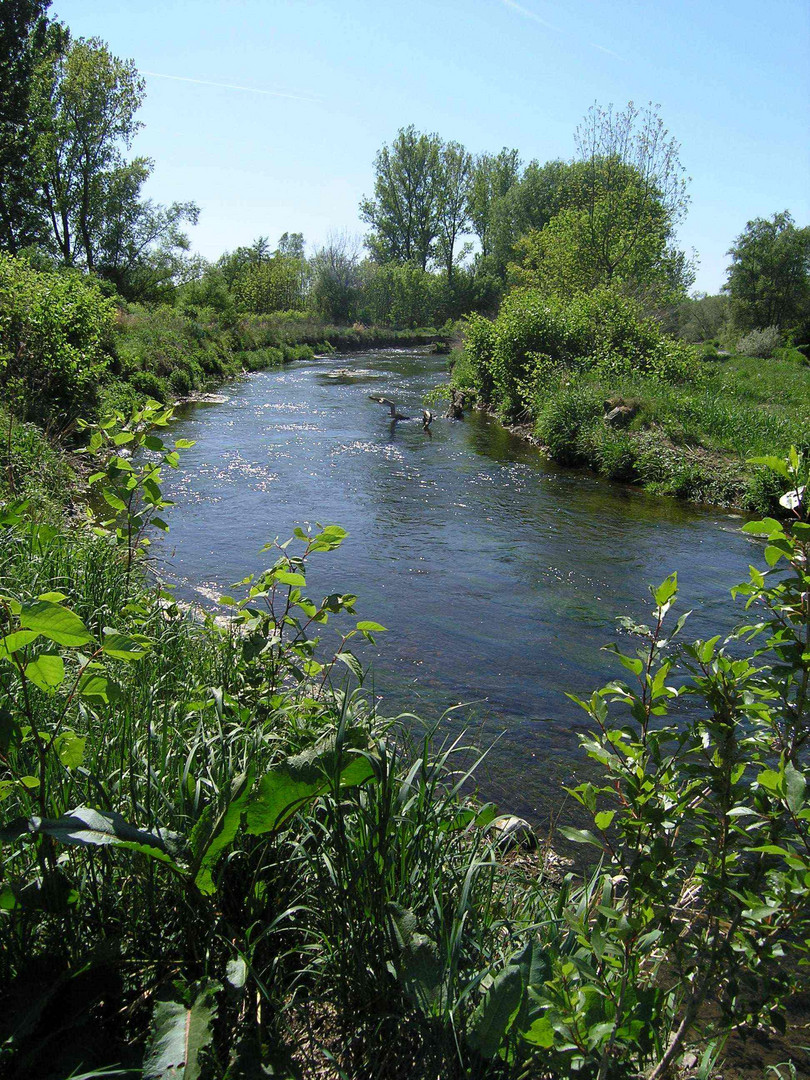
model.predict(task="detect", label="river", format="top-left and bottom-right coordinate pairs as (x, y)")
top-left (157, 347), bottom-right (762, 823)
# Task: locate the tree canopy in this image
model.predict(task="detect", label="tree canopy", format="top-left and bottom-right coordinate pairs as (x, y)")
top-left (724, 211), bottom-right (810, 335)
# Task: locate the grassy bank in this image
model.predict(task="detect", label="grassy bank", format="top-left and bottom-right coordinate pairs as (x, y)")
top-left (454, 287), bottom-right (810, 511)
top-left (0, 401), bottom-right (808, 1078)
top-left (0, 253), bottom-right (444, 426)
top-left (111, 305), bottom-right (444, 410)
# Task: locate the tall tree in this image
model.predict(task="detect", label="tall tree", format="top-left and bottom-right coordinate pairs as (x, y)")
top-left (32, 36), bottom-right (145, 269)
top-left (571, 101), bottom-right (690, 290)
top-left (359, 125), bottom-right (442, 270)
top-left (468, 148), bottom-right (521, 258)
top-left (311, 231), bottom-right (361, 322)
top-left (724, 211), bottom-right (810, 333)
top-left (93, 157), bottom-right (199, 300)
top-left (485, 158), bottom-right (575, 277)
top-left (436, 140), bottom-right (473, 282)
top-left (0, 0), bottom-right (59, 252)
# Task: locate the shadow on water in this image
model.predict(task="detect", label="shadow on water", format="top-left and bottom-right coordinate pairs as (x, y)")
top-left (158, 348), bottom-right (761, 823)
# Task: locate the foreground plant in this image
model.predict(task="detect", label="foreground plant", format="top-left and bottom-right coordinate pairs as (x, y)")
top-left (460, 449), bottom-right (809, 1078)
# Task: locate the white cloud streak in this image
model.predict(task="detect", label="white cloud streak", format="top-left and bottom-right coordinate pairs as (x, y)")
top-left (496, 0), bottom-right (561, 32)
top-left (495, 0), bottom-right (625, 61)
top-left (142, 70), bottom-right (323, 103)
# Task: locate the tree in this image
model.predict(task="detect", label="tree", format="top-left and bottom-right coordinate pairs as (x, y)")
top-left (32, 36), bottom-right (145, 269)
top-left (311, 231), bottom-right (361, 322)
top-left (724, 211), bottom-right (810, 334)
top-left (484, 158), bottom-right (576, 277)
top-left (569, 101), bottom-right (691, 298)
top-left (276, 231), bottom-right (305, 260)
top-left (0, 0), bottom-right (61, 253)
top-left (436, 140), bottom-right (473, 282)
top-left (93, 157), bottom-right (200, 301)
top-left (467, 148), bottom-right (521, 258)
top-left (360, 126), bottom-right (442, 270)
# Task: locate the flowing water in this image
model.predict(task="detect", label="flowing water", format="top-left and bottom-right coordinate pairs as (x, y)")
top-left (158, 347), bottom-right (762, 822)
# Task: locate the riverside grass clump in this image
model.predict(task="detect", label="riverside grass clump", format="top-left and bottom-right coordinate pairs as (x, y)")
top-left (0, 405), bottom-right (808, 1079)
top-left (460, 286), bottom-right (810, 510)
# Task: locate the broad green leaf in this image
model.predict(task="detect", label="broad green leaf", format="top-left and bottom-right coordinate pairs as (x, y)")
top-left (246, 734), bottom-right (374, 836)
top-left (522, 1015), bottom-right (555, 1048)
top-left (467, 964), bottom-right (524, 1059)
top-left (747, 455), bottom-right (791, 480)
top-left (274, 570), bottom-right (306, 587)
top-left (356, 620), bottom-right (387, 632)
top-left (785, 763), bottom-right (806, 814)
top-left (174, 438), bottom-right (196, 449)
top-left (226, 957), bottom-right (248, 991)
top-left (741, 518), bottom-right (783, 537)
top-left (0, 629), bottom-right (39, 658)
top-left (54, 731), bottom-right (86, 770)
top-left (0, 807), bottom-right (178, 868)
top-left (144, 981), bottom-right (219, 1080)
top-left (194, 771), bottom-right (253, 895)
top-left (335, 651), bottom-right (364, 680)
top-left (102, 490), bottom-right (127, 512)
top-left (19, 601), bottom-right (92, 648)
top-left (24, 653), bottom-right (65, 692)
top-left (77, 671), bottom-right (113, 702)
top-left (653, 574), bottom-right (678, 607)
top-left (559, 826), bottom-right (602, 847)
top-left (102, 630), bottom-right (151, 660)
top-left (395, 932), bottom-right (445, 1012)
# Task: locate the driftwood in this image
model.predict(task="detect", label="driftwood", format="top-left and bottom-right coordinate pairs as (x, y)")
top-left (368, 396), bottom-right (409, 421)
top-left (446, 389), bottom-right (465, 420)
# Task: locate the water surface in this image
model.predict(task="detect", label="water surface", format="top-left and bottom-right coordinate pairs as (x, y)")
top-left (158, 349), bottom-right (761, 821)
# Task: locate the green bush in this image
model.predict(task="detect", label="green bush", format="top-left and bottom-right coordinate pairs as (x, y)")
top-left (464, 287), bottom-right (698, 420)
top-left (736, 325), bottom-right (782, 357)
top-left (535, 383), bottom-right (602, 464)
top-left (168, 367), bottom-right (192, 396)
top-left (0, 253), bottom-right (114, 424)
top-left (128, 369), bottom-right (168, 401)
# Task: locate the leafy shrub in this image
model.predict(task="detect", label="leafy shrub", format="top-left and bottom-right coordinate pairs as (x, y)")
top-left (0, 253), bottom-right (114, 424)
top-left (736, 325), bottom-right (782, 357)
top-left (464, 287), bottom-right (698, 420)
top-left (128, 369), bottom-right (168, 401)
top-left (282, 343), bottom-right (315, 362)
top-left (168, 367), bottom-right (192, 396)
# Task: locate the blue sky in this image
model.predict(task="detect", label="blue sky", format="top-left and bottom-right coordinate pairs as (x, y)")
top-left (52, 0), bottom-right (809, 293)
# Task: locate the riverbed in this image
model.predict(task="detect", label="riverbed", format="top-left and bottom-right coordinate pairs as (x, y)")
top-left (157, 347), bottom-right (761, 822)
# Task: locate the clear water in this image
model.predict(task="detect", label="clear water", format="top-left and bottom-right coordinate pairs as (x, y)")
top-left (157, 348), bottom-right (762, 822)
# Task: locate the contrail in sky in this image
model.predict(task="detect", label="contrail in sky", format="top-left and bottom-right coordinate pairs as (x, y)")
top-left (496, 0), bottom-right (560, 32)
top-left (495, 0), bottom-right (626, 61)
top-left (142, 70), bottom-right (322, 103)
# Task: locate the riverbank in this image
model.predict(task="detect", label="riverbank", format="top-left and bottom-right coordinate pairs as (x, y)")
top-left (106, 303), bottom-right (446, 414)
top-left (451, 288), bottom-right (810, 514)
top-left (1, 349), bottom-right (808, 1077)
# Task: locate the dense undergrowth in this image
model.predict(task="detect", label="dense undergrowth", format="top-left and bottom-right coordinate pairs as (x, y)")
top-left (0, 252), bottom-right (443, 427)
top-left (0, 401), bottom-right (808, 1079)
top-left (455, 287), bottom-right (810, 511)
